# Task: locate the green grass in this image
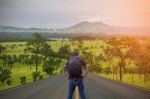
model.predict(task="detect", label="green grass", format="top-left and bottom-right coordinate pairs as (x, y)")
top-left (96, 73), bottom-right (150, 90)
top-left (0, 63), bottom-right (48, 90)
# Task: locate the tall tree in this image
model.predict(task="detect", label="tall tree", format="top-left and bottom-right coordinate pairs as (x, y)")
top-left (107, 36), bottom-right (139, 81)
top-left (27, 32), bottom-right (45, 73)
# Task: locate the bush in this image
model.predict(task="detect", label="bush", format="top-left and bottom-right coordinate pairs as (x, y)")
top-left (0, 67), bottom-right (11, 84)
top-left (42, 60), bottom-right (55, 76)
top-left (6, 79), bottom-right (12, 85)
top-left (39, 75), bottom-right (44, 80)
top-left (20, 76), bottom-right (26, 84)
top-left (32, 71), bottom-right (40, 81)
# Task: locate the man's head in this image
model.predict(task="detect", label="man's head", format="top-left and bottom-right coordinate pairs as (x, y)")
top-left (72, 49), bottom-right (79, 57)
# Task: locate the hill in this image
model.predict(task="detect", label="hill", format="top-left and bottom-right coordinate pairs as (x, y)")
top-left (64, 21), bottom-right (115, 34)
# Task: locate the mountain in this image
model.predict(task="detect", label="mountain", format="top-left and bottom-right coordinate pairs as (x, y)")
top-left (0, 26), bottom-right (52, 33)
top-left (64, 21), bottom-right (115, 34)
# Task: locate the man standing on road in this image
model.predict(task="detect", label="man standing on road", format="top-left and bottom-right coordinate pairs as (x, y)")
top-left (64, 50), bottom-right (88, 99)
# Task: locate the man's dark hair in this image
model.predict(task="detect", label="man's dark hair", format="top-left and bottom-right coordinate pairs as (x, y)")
top-left (72, 50), bottom-right (79, 56)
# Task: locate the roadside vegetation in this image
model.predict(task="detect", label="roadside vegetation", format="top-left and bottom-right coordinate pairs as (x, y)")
top-left (0, 32), bottom-right (150, 90)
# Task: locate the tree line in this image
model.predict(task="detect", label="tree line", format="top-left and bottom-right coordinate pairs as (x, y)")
top-left (0, 32), bottom-right (71, 85)
top-left (76, 37), bottom-right (150, 82)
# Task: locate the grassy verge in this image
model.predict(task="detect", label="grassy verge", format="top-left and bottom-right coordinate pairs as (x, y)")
top-left (0, 63), bottom-right (48, 91)
top-left (96, 73), bottom-right (150, 90)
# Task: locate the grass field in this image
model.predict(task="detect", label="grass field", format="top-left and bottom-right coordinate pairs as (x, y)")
top-left (0, 62), bottom-right (48, 90)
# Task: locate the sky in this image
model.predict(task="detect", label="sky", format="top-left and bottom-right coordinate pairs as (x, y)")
top-left (0, 0), bottom-right (150, 28)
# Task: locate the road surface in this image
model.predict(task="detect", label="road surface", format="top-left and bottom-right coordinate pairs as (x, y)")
top-left (0, 74), bottom-right (150, 99)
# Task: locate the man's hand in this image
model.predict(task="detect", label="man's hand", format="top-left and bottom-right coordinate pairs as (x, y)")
top-left (63, 65), bottom-right (69, 80)
top-left (81, 70), bottom-right (88, 78)
top-left (64, 74), bottom-right (69, 80)
top-left (81, 64), bottom-right (89, 78)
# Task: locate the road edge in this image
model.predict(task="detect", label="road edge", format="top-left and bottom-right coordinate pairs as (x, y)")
top-left (92, 74), bottom-right (150, 93)
top-left (0, 74), bottom-right (60, 93)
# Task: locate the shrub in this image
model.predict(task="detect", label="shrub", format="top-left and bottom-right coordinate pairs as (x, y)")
top-left (20, 76), bottom-right (26, 84)
top-left (6, 79), bottom-right (12, 85)
top-left (39, 75), bottom-right (44, 80)
top-left (0, 67), bottom-right (11, 84)
top-left (32, 71), bottom-right (40, 81)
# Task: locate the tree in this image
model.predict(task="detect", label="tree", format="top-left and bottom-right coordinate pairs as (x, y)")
top-left (43, 57), bottom-right (62, 76)
top-left (135, 40), bottom-right (150, 81)
top-left (41, 43), bottom-right (54, 59)
top-left (12, 55), bottom-right (17, 63)
top-left (27, 32), bottom-right (45, 73)
top-left (0, 43), bottom-right (5, 56)
top-left (2, 54), bottom-right (7, 67)
top-left (107, 36), bottom-right (139, 81)
top-left (103, 67), bottom-right (111, 75)
top-left (58, 44), bottom-right (71, 59)
top-left (0, 44), bottom-right (6, 68)
top-left (7, 55), bottom-right (14, 69)
top-left (125, 60), bottom-right (137, 82)
top-left (104, 43), bottom-right (119, 80)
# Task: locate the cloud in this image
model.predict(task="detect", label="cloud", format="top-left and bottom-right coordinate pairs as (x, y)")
top-left (79, 16), bottom-right (108, 23)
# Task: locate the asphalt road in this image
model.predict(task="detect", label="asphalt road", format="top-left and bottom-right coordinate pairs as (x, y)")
top-left (0, 74), bottom-right (150, 99)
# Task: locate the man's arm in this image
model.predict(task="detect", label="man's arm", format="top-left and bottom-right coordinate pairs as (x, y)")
top-left (81, 62), bottom-right (89, 78)
top-left (63, 64), bottom-right (69, 79)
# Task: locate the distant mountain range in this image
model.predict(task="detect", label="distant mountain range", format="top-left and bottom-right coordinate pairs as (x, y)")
top-left (0, 26), bottom-right (51, 33)
top-left (0, 21), bottom-right (150, 41)
top-left (0, 21), bottom-right (115, 34)
top-left (0, 21), bottom-right (149, 34)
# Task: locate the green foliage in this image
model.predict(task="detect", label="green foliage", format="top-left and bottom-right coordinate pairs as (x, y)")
top-left (0, 67), bottom-right (11, 84)
top-left (20, 76), bottom-right (26, 84)
top-left (39, 75), bottom-right (44, 80)
top-left (0, 44), bottom-right (5, 55)
top-left (32, 71), bottom-right (41, 81)
top-left (106, 37), bottom-right (139, 81)
top-left (41, 43), bottom-right (54, 58)
top-left (6, 79), bottom-right (12, 85)
top-left (103, 67), bottom-right (111, 75)
top-left (58, 44), bottom-right (71, 59)
top-left (43, 59), bottom-right (55, 76)
top-left (43, 57), bottom-right (62, 76)
top-left (27, 32), bottom-right (46, 72)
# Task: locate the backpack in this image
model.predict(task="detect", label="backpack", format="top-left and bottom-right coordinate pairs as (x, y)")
top-left (67, 56), bottom-right (82, 78)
